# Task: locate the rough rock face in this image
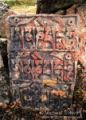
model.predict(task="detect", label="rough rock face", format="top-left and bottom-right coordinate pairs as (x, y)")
top-left (0, 38), bottom-right (9, 104)
top-left (36, 1), bottom-right (86, 71)
top-left (36, 0), bottom-right (86, 118)
top-left (0, 2), bottom-right (9, 38)
top-left (0, 3), bottom-right (11, 105)
top-left (0, 2), bottom-right (9, 16)
top-left (0, 1), bottom-right (86, 119)
top-left (36, 0), bottom-right (86, 14)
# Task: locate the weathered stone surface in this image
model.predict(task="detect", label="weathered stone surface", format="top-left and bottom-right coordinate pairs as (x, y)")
top-left (0, 38), bottom-right (8, 70)
top-left (36, 0), bottom-right (86, 14)
top-left (0, 3), bottom-right (15, 106)
top-left (0, 1), bottom-right (86, 119)
top-left (0, 2), bottom-right (9, 38)
top-left (36, 1), bottom-right (86, 100)
top-left (0, 38), bottom-right (9, 105)
top-left (0, 2), bottom-right (9, 16)
top-left (0, 2), bottom-right (15, 38)
top-left (8, 15), bottom-right (81, 118)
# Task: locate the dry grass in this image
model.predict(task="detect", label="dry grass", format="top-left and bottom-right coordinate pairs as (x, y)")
top-left (11, 5), bottom-right (36, 14)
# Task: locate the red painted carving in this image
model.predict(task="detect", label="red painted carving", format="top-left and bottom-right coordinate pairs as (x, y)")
top-left (8, 15), bottom-right (80, 116)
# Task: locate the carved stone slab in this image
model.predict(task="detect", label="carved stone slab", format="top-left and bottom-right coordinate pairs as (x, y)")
top-left (8, 15), bottom-right (80, 117)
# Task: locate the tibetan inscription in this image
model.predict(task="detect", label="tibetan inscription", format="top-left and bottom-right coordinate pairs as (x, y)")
top-left (8, 15), bottom-right (80, 117)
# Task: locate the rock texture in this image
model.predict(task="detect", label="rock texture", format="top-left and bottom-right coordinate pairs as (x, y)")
top-left (0, 2), bottom-right (12, 105)
top-left (0, 2), bottom-right (9, 16)
top-left (36, 0), bottom-right (86, 14)
top-left (0, 1), bottom-right (86, 119)
top-left (0, 38), bottom-right (9, 104)
top-left (0, 2), bottom-right (9, 37)
top-left (36, 0), bottom-right (86, 118)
